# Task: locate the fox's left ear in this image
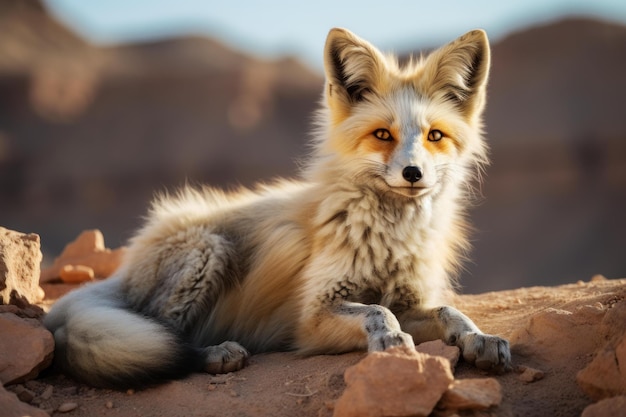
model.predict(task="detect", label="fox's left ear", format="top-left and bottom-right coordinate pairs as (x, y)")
top-left (421, 30), bottom-right (490, 121)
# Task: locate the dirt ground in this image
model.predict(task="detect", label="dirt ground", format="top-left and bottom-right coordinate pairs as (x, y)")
top-left (24, 277), bottom-right (625, 417)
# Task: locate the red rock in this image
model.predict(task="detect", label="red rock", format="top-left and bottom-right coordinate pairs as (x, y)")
top-left (516, 365), bottom-right (545, 383)
top-left (581, 395), bottom-right (626, 417)
top-left (333, 346), bottom-right (454, 417)
top-left (59, 264), bottom-right (95, 283)
top-left (590, 274), bottom-right (607, 282)
top-left (0, 304), bottom-right (44, 319)
top-left (0, 384), bottom-right (49, 417)
top-left (415, 340), bottom-right (460, 369)
top-left (40, 229), bottom-right (125, 282)
top-left (509, 305), bottom-right (605, 362)
top-left (599, 298), bottom-right (626, 342)
top-left (0, 312), bottom-right (54, 385)
top-left (11, 384), bottom-right (35, 403)
top-left (438, 378), bottom-right (502, 411)
top-left (0, 227), bottom-right (44, 306)
top-left (577, 334), bottom-right (626, 400)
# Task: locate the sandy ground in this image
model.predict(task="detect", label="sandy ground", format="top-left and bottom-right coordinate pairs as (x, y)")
top-left (24, 277), bottom-right (625, 417)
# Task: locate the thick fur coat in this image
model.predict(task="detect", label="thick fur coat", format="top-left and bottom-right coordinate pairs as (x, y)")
top-left (44, 28), bottom-right (511, 388)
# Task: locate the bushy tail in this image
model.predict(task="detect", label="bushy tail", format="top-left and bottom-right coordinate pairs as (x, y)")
top-left (44, 277), bottom-right (203, 389)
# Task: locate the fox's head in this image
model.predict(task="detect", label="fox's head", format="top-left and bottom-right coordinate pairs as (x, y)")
top-left (310, 28), bottom-right (490, 199)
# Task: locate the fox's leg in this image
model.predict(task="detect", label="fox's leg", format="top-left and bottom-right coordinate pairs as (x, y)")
top-left (295, 301), bottom-right (414, 355)
top-left (127, 231), bottom-right (250, 374)
top-left (398, 306), bottom-right (512, 372)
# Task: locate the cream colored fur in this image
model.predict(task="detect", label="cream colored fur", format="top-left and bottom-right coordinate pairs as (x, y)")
top-left (44, 28), bottom-right (511, 389)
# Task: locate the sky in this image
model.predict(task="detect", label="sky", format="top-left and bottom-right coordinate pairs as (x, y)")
top-left (44, 0), bottom-right (626, 70)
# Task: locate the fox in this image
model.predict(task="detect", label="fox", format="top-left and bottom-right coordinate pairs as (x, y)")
top-left (44, 27), bottom-right (511, 388)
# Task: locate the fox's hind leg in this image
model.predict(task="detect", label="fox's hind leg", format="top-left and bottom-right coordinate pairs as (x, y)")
top-left (398, 306), bottom-right (512, 372)
top-left (125, 229), bottom-right (250, 374)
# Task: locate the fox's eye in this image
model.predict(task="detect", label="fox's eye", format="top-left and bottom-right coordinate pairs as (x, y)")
top-left (427, 129), bottom-right (443, 142)
top-left (373, 129), bottom-right (393, 141)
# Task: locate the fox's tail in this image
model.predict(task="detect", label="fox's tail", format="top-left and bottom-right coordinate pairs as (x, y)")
top-left (43, 276), bottom-right (203, 389)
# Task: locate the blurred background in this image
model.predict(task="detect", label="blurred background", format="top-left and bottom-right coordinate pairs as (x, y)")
top-left (1, 0), bottom-right (625, 293)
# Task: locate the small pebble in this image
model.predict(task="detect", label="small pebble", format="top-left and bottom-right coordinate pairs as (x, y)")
top-left (57, 402), bottom-right (78, 413)
top-left (11, 385), bottom-right (35, 403)
top-left (126, 389), bottom-right (135, 395)
top-left (24, 380), bottom-right (41, 391)
top-left (207, 384), bottom-right (217, 391)
top-left (209, 376), bottom-right (230, 384)
top-left (517, 365), bottom-right (545, 383)
top-left (229, 389), bottom-right (238, 397)
top-left (40, 385), bottom-right (54, 400)
top-left (59, 386), bottom-right (78, 396)
top-left (16, 388), bottom-right (35, 403)
top-left (105, 401), bottom-right (114, 409)
top-left (59, 264), bottom-right (95, 283)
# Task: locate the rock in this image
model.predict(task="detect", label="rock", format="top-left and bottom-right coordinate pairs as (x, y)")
top-left (587, 297), bottom-right (626, 394)
top-left (11, 384), bottom-right (36, 403)
top-left (57, 402), bottom-right (79, 413)
top-left (0, 312), bottom-right (54, 385)
top-left (333, 346), bottom-right (454, 417)
top-left (40, 384), bottom-right (54, 400)
top-left (437, 378), bottom-right (502, 411)
top-left (0, 303), bottom-right (44, 319)
top-left (40, 229), bottom-right (125, 282)
top-left (415, 340), bottom-right (460, 369)
top-left (590, 274), bottom-right (607, 282)
top-left (0, 383), bottom-right (49, 417)
top-left (0, 227), bottom-right (44, 306)
top-left (599, 298), bottom-right (626, 343)
top-left (581, 395), bottom-right (626, 417)
top-left (516, 365), bottom-right (545, 383)
top-left (577, 333), bottom-right (626, 400)
top-left (59, 264), bottom-right (95, 283)
top-left (509, 305), bottom-right (605, 363)
top-left (24, 380), bottom-right (43, 391)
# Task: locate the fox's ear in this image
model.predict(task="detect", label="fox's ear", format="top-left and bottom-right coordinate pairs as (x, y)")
top-left (323, 28), bottom-right (387, 105)
top-left (421, 30), bottom-right (490, 121)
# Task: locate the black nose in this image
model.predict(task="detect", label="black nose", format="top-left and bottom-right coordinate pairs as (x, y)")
top-left (402, 166), bottom-right (422, 184)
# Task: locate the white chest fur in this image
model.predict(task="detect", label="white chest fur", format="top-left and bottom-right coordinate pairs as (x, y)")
top-left (307, 185), bottom-right (447, 308)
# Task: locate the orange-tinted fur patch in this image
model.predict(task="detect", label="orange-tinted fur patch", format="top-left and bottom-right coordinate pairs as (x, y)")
top-left (358, 126), bottom-right (399, 164)
top-left (423, 121), bottom-right (461, 156)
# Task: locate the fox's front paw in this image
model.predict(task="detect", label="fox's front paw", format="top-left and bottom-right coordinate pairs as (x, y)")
top-left (459, 332), bottom-right (511, 373)
top-left (368, 330), bottom-right (414, 352)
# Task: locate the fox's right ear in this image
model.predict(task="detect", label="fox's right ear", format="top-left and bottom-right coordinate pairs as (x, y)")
top-left (323, 28), bottom-right (387, 107)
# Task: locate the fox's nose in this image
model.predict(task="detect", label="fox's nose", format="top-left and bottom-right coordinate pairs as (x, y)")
top-left (402, 166), bottom-right (423, 184)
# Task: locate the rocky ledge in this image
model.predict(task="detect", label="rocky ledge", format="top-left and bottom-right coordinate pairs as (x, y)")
top-left (1, 226), bottom-right (624, 417)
